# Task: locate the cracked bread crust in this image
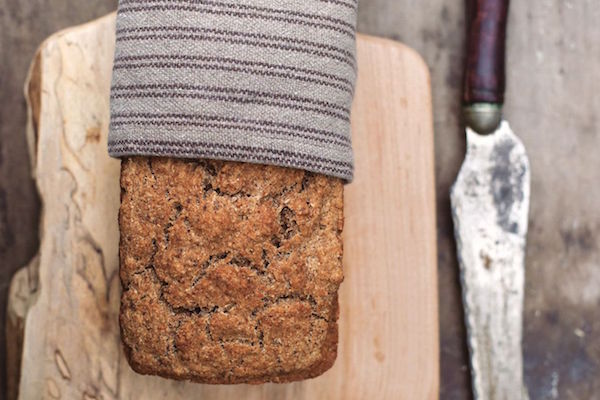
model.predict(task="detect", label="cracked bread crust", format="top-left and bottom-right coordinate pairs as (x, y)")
top-left (118, 157), bottom-right (344, 384)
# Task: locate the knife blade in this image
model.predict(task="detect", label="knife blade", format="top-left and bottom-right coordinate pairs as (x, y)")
top-left (450, 1), bottom-right (531, 399)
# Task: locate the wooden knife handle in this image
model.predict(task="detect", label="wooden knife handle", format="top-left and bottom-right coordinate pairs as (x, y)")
top-left (463, 0), bottom-right (510, 105)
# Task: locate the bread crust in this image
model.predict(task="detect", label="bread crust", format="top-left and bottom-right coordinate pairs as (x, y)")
top-left (119, 157), bottom-right (344, 384)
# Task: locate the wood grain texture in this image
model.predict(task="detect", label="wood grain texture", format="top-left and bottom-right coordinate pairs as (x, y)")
top-left (7, 14), bottom-right (438, 400)
top-left (463, 0), bottom-right (510, 104)
top-left (0, 2), bottom-right (118, 396)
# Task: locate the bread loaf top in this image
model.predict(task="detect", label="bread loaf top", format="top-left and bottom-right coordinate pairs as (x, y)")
top-left (119, 157), bottom-right (344, 383)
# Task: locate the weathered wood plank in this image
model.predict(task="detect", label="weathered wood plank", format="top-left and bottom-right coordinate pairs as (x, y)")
top-left (9, 13), bottom-right (438, 400)
top-left (0, 2), bottom-right (118, 397)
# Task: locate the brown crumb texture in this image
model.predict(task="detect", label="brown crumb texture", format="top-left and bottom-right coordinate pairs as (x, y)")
top-left (119, 157), bottom-right (344, 384)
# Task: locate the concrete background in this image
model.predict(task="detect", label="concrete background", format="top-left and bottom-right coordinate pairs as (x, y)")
top-left (1, 1), bottom-right (598, 399)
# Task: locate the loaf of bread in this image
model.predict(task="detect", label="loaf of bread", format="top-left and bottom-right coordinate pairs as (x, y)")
top-left (118, 157), bottom-right (344, 384)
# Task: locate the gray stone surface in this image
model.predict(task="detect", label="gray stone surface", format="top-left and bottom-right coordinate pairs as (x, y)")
top-left (1, 1), bottom-right (599, 399)
top-left (358, 1), bottom-right (600, 399)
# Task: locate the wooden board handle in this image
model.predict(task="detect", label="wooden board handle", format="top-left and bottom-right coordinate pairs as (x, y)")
top-left (463, 0), bottom-right (510, 105)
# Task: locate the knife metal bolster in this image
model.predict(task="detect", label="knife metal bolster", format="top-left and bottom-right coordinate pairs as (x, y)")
top-left (463, 103), bottom-right (503, 136)
top-left (450, 121), bottom-right (531, 400)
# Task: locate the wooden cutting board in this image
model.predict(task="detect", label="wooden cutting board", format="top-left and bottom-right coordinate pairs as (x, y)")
top-left (7, 13), bottom-right (438, 400)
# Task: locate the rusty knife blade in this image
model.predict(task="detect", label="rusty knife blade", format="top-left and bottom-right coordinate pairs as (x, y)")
top-left (450, 121), bottom-right (531, 400)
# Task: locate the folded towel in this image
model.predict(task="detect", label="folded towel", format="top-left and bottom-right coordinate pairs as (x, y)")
top-left (108, 0), bottom-right (358, 181)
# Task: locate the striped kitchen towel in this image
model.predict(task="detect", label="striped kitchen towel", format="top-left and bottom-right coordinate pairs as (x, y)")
top-left (108, 0), bottom-right (358, 181)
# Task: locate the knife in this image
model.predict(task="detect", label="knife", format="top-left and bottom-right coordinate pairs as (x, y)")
top-left (450, 1), bottom-right (531, 399)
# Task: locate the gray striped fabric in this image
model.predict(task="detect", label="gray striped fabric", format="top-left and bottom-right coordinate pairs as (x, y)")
top-left (108, 0), bottom-right (357, 181)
